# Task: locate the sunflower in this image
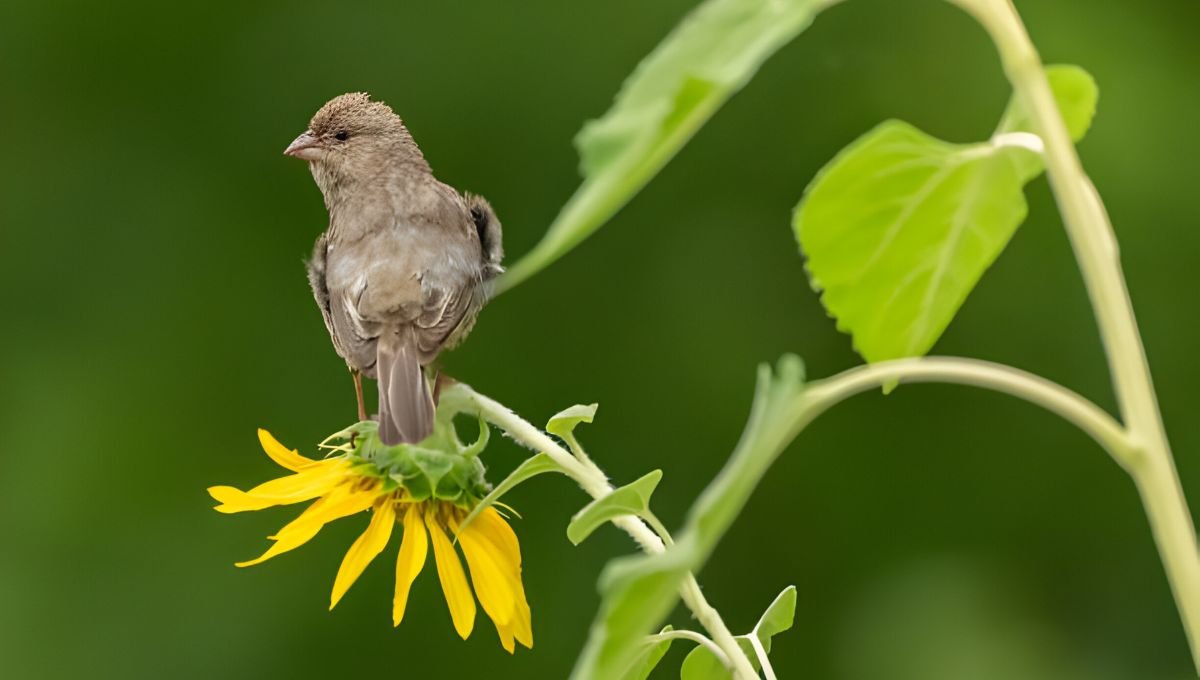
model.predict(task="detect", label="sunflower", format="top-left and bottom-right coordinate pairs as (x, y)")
top-left (209, 427), bottom-right (532, 653)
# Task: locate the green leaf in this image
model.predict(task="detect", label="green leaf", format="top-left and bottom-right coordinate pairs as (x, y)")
top-left (458, 453), bottom-right (565, 533)
top-left (997, 64), bottom-right (1098, 142)
top-left (547, 403), bottom-right (599, 439)
top-left (567, 470), bottom-right (664, 545)
top-left (680, 639), bottom-right (752, 679)
top-left (796, 66), bottom-right (1098, 364)
top-left (571, 357), bottom-right (808, 680)
top-left (994, 64), bottom-right (1098, 181)
top-left (752, 585), bottom-right (798, 651)
top-left (796, 122), bottom-right (1031, 363)
top-left (622, 626), bottom-right (675, 680)
top-left (573, 537), bottom-right (701, 680)
top-left (498, 0), bottom-right (837, 293)
top-left (678, 585), bottom-right (798, 678)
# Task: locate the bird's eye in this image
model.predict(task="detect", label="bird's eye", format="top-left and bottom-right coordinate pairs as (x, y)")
top-left (334, 130), bottom-right (349, 141)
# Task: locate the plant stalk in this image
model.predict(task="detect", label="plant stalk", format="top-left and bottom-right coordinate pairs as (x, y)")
top-left (952, 0), bottom-right (1200, 670)
top-left (804, 357), bottom-right (1130, 464)
top-left (460, 387), bottom-right (761, 680)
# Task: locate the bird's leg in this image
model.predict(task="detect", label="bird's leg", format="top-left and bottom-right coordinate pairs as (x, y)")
top-left (352, 369), bottom-right (367, 422)
top-left (433, 372), bottom-right (457, 404)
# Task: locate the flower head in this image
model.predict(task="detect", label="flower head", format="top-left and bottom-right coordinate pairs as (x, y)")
top-left (209, 425), bottom-right (532, 652)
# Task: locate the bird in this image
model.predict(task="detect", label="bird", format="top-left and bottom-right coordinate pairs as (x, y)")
top-left (284, 92), bottom-right (503, 445)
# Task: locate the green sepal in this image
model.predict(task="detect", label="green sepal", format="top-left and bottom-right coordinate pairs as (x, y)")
top-left (400, 468), bottom-right (434, 502)
top-left (460, 413), bottom-right (490, 458)
top-left (436, 453), bottom-right (487, 502)
top-left (567, 470), bottom-right (664, 545)
top-left (409, 447), bottom-right (455, 492)
top-left (327, 406), bottom-right (492, 506)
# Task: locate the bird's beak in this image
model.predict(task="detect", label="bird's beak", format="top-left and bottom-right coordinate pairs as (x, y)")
top-left (284, 131), bottom-right (323, 161)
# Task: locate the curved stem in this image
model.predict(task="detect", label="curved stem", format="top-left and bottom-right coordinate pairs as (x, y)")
top-left (948, 0), bottom-right (1200, 671)
top-left (803, 357), bottom-right (1132, 467)
top-left (647, 629), bottom-right (730, 666)
top-left (643, 511), bottom-right (676, 547)
top-left (458, 387), bottom-right (760, 680)
top-left (458, 355), bottom-right (1132, 679)
top-left (677, 575), bottom-right (754, 676)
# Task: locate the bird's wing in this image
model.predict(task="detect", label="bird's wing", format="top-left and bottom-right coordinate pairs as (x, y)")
top-left (462, 192), bottom-right (504, 279)
top-left (306, 233), bottom-right (346, 360)
top-left (414, 282), bottom-right (485, 360)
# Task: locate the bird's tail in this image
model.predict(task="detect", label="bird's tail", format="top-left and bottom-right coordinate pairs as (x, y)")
top-left (376, 326), bottom-right (435, 445)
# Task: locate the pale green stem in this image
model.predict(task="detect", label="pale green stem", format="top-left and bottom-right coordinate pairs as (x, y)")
top-left (564, 431), bottom-right (604, 477)
top-left (458, 357), bottom-right (1112, 679)
top-left (741, 356), bottom-right (1141, 680)
top-left (643, 511), bottom-right (676, 547)
top-left (748, 634), bottom-right (777, 680)
top-left (459, 387), bottom-right (761, 680)
top-left (801, 357), bottom-right (1131, 467)
top-left (646, 629), bottom-right (730, 667)
top-left (677, 575), bottom-right (758, 679)
top-left (949, 0), bottom-right (1200, 671)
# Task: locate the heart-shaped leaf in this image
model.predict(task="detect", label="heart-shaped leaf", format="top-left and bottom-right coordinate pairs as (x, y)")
top-left (795, 65), bottom-right (1098, 363)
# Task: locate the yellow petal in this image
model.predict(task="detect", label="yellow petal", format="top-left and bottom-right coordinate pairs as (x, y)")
top-left (257, 428), bottom-right (320, 471)
top-left (235, 486), bottom-right (375, 567)
top-left (476, 507), bottom-right (523, 568)
top-left (486, 583), bottom-right (532, 653)
top-left (495, 621), bottom-right (517, 654)
top-left (208, 485), bottom-right (256, 513)
top-left (210, 462), bottom-right (344, 513)
top-left (511, 585), bottom-right (533, 650)
top-left (426, 510), bottom-right (476, 639)
top-left (455, 518), bottom-right (515, 627)
top-left (475, 508), bottom-right (533, 648)
top-left (393, 504), bottom-right (429, 627)
top-left (270, 483), bottom-right (374, 540)
top-left (329, 499), bottom-right (396, 609)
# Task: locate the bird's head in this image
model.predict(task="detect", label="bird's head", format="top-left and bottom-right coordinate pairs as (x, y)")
top-left (285, 93), bottom-right (427, 203)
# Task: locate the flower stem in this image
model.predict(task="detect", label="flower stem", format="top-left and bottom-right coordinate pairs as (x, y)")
top-left (951, 1), bottom-right (1200, 669)
top-left (458, 354), bottom-right (1133, 679)
top-left (459, 387), bottom-right (760, 680)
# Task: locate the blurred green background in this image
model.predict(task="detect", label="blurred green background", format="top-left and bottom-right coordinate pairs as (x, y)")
top-left (2, 0), bottom-right (1197, 677)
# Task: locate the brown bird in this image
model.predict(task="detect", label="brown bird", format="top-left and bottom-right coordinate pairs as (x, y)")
top-left (284, 93), bottom-right (503, 445)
